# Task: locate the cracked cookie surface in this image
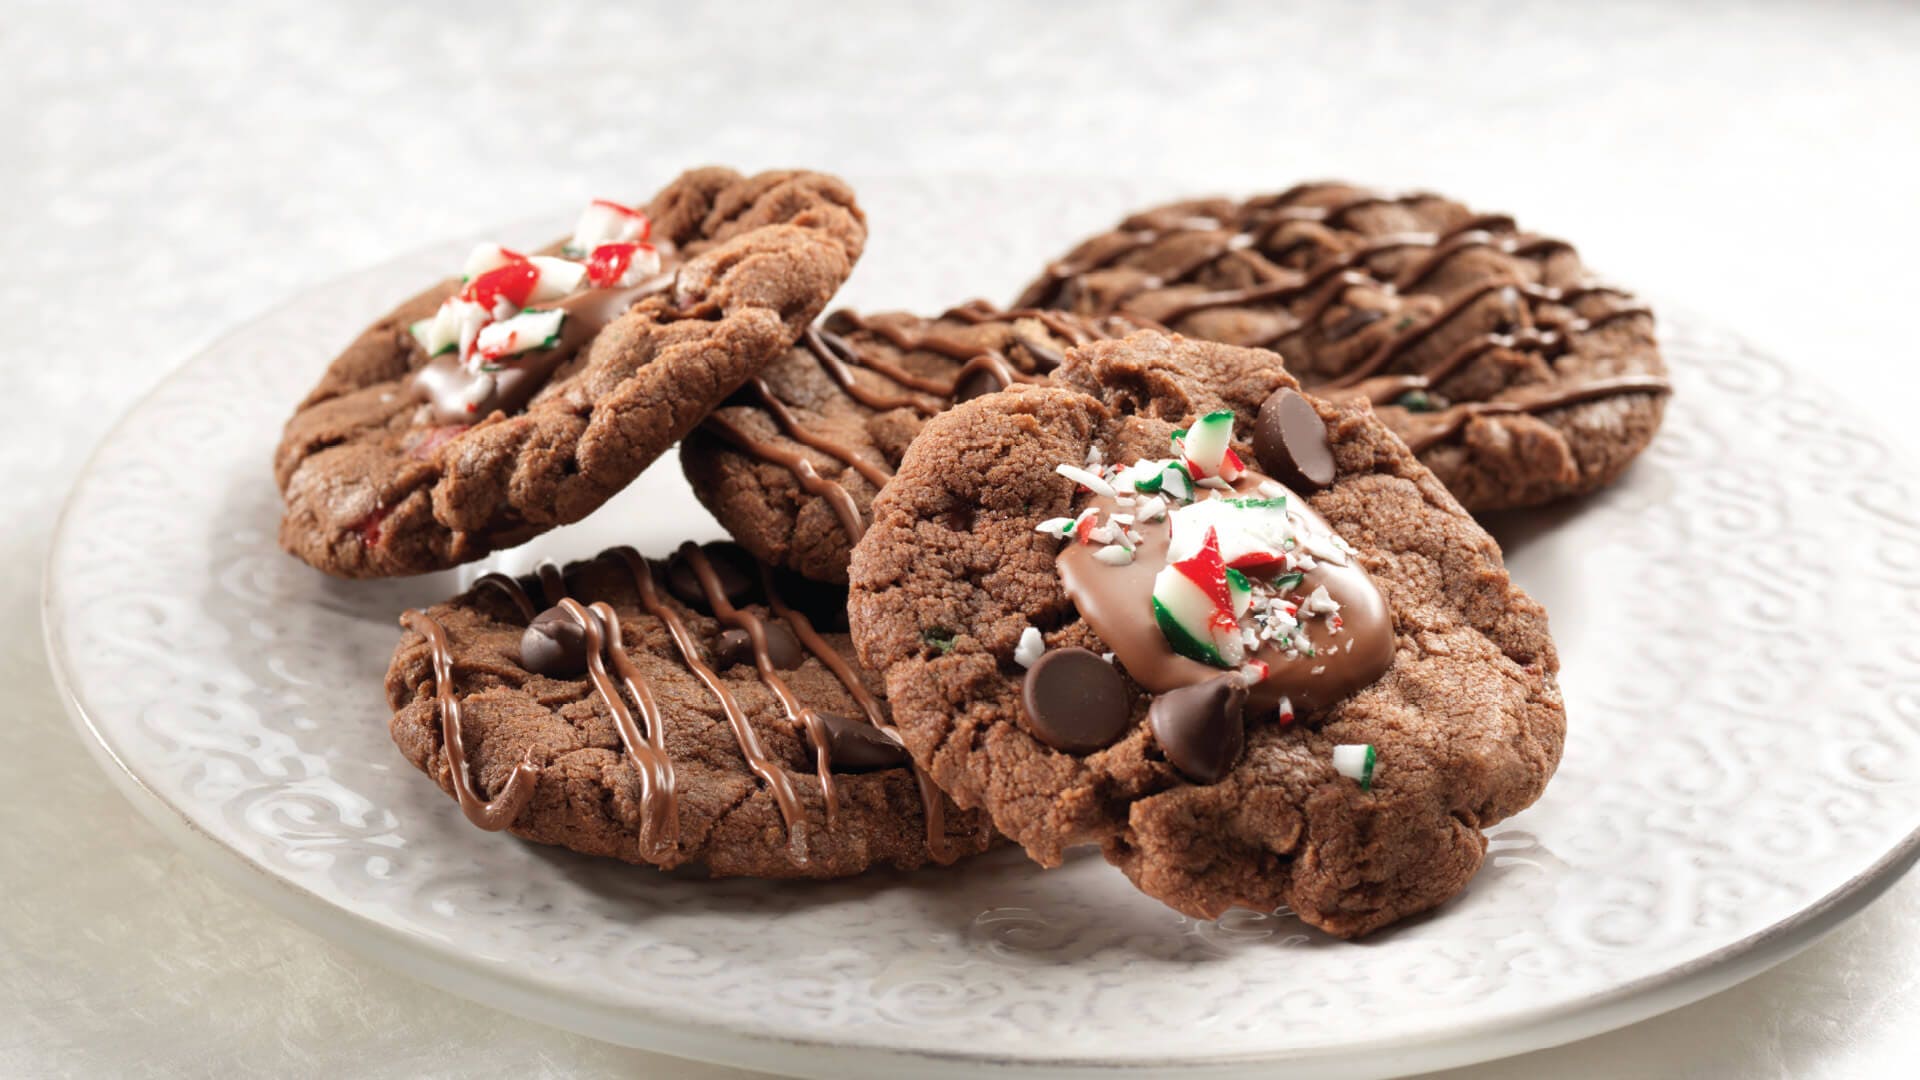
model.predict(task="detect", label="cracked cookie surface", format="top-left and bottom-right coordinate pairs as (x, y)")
top-left (385, 543), bottom-right (992, 877)
top-left (277, 167), bottom-right (866, 578)
top-left (848, 330), bottom-right (1564, 936)
top-left (680, 302), bottom-right (1137, 583)
top-left (1016, 182), bottom-right (1669, 510)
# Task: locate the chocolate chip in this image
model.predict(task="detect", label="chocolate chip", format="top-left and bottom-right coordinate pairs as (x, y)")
top-left (815, 711), bottom-right (910, 771)
top-left (710, 628), bottom-right (754, 670)
top-left (666, 542), bottom-right (759, 611)
top-left (951, 364), bottom-right (1007, 404)
top-left (1148, 673), bottom-right (1247, 784)
top-left (1019, 647), bottom-right (1132, 754)
top-left (761, 622), bottom-right (804, 669)
top-left (521, 605), bottom-right (591, 678)
top-left (1014, 334), bottom-right (1065, 372)
top-left (1253, 387), bottom-right (1336, 492)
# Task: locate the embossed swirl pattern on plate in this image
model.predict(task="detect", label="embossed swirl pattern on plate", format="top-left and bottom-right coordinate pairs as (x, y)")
top-left (43, 180), bottom-right (1920, 1066)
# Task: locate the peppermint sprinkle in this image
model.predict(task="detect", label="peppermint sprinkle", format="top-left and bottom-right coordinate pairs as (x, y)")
top-left (1301, 585), bottom-right (1340, 616)
top-left (1094, 544), bottom-right (1135, 565)
top-left (1014, 626), bottom-right (1046, 668)
top-left (1332, 743), bottom-right (1377, 790)
top-left (1056, 463), bottom-right (1117, 498)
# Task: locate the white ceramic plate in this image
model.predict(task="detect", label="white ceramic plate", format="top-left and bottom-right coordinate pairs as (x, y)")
top-left (43, 178), bottom-right (1920, 1078)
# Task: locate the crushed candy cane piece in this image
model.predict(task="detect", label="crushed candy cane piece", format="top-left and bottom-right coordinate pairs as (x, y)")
top-left (1094, 544), bottom-right (1134, 565)
top-left (526, 255), bottom-right (588, 301)
top-left (585, 242), bottom-right (661, 288)
top-left (474, 309), bottom-right (565, 361)
top-left (1014, 626), bottom-right (1046, 668)
top-left (462, 242), bottom-right (525, 280)
top-left (1332, 743), bottom-right (1376, 789)
top-left (1151, 528), bottom-right (1251, 667)
top-left (1056, 463), bottom-right (1117, 498)
top-left (567, 198), bottom-right (649, 255)
top-left (1300, 584), bottom-right (1340, 616)
top-left (1179, 410), bottom-right (1236, 478)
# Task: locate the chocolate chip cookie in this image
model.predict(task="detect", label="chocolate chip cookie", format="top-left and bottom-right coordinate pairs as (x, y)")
top-left (385, 541), bottom-right (992, 877)
top-left (848, 330), bottom-right (1564, 936)
top-left (679, 302), bottom-right (1137, 583)
top-left (1016, 182), bottom-right (1670, 510)
top-left (277, 167), bottom-right (866, 578)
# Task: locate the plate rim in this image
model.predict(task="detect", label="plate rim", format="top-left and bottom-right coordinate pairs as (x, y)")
top-left (40, 237), bottom-right (1920, 1079)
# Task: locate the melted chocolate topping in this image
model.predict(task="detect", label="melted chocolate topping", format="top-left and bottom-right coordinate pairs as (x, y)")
top-left (1056, 469), bottom-right (1395, 714)
top-left (413, 271), bottom-right (674, 424)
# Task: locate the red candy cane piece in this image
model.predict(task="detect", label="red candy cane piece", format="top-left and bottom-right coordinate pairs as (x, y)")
top-left (463, 261), bottom-right (538, 312)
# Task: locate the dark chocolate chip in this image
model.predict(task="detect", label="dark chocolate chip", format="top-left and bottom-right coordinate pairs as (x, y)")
top-left (666, 542), bottom-right (760, 611)
top-left (762, 622), bottom-right (805, 669)
top-left (1148, 673), bottom-right (1247, 784)
top-left (711, 628), bottom-right (754, 670)
top-left (1253, 387), bottom-right (1336, 492)
top-left (815, 711), bottom-right (910, 772)
top-left (1019, 647), bottom-right (1132, 754)
top-left (521, 605), bottom-right (591, 678)
top-left (1015, 334), bottom-right (1065, 372)
top-left (951, 364), bottom-right (1007, 404)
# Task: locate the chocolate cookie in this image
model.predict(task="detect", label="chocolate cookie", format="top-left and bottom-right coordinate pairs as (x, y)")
top-left (277, 167), bottom-right (866, 578)
top-left (679, 302), bottom-right (1137, 583)
top-left (1016, 182), bottom-right (1670, 510)
top-left (848, 330), bottom-right (1564, 936)
top-left (385, 541), bottom-right (993, 877)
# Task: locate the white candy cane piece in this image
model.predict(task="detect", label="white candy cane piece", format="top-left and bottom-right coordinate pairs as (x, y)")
top-left (526, 256), bottom-right (587, 301)
top-left (462, 242), bottom-right (522, 280)
top-left (1013, 626), bottom-right (1046, 668)
top-left (1055, 463), bottom-right (1117, 498)
top-left (567, 199), bottom-right (647, 255)
top-left (1332, 744), bottom-right (1376, 789)
top-left (474, 309), bottom-right (565, 361)
top-left (417, 298), bottom-right (493, 359)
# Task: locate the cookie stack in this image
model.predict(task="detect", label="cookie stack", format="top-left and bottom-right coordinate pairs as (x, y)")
top-left (276, 169), bottom-right (1669, 938)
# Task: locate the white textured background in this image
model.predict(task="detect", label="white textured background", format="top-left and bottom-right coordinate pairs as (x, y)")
top-left (6, 1), bottom-right (1919, 1076)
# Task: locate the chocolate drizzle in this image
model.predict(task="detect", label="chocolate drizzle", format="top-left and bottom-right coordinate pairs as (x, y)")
top-left (1334, 373), bottom-right (1676, 453)
top-left (604, 546), bottom-right (812, 860)
top-left (398, 609), bottom-right (540, 831)
top-left (702, 411), bottom-right (869, 545)
top-left (1018, 183), bottom-right (1663, 454)
top-left (475, 572), bottom-right (537, 621)
top-left (699, 304), bottom-right (1122, 547)
top-left (557, 596), bottom-right (679, 857)
top-left (416, 547), bottom-right (964, 865)
top-left (678, 543), bottom-right (842, 825)
top-left (756, 559), bottom-right (958, 863)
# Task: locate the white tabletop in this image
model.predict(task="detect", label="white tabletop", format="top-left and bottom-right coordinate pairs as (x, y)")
top-left (7, 2), bottom-right (1918, 1076)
